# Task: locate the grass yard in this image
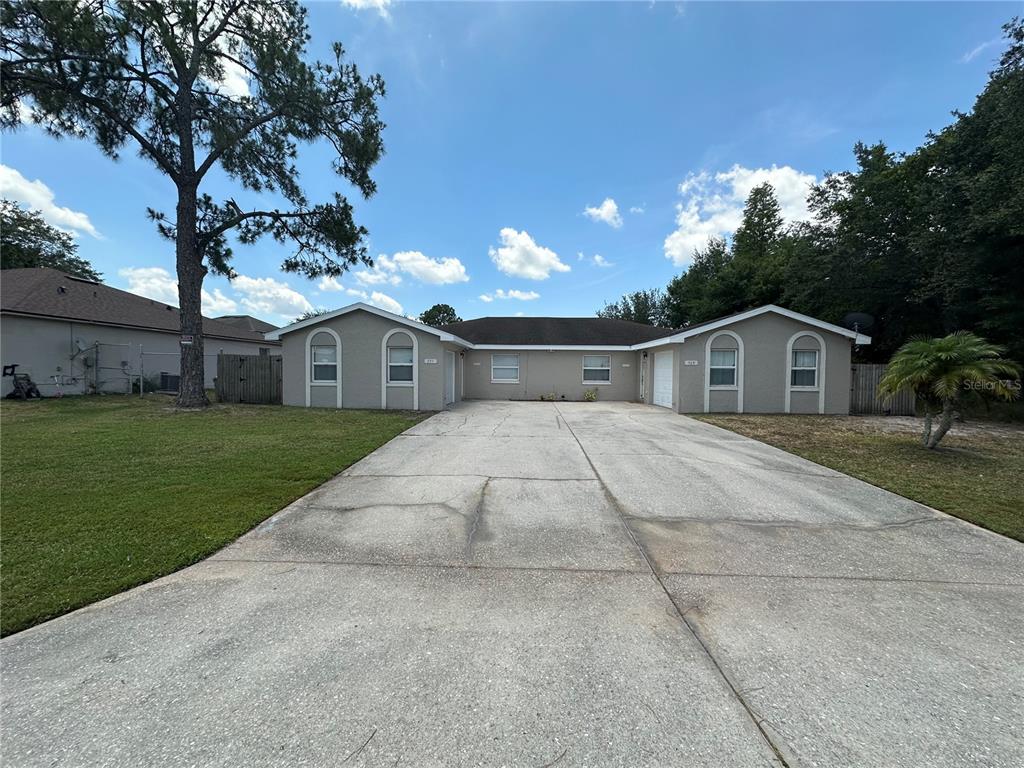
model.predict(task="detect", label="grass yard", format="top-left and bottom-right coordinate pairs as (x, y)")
top-left (692, 413), bottom-right (1024, 543)
top-left (0, 395), bottom-right (426, 636)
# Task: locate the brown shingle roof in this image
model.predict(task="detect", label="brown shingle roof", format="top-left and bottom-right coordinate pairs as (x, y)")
top-left (438, 316), bottom-right (678, 346)
top-left (213, 314), bottom-right (279, 334)
top-left (0, 268), bottom-right (277, 344)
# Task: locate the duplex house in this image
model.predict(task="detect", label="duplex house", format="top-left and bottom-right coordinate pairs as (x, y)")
top-left (266, 302), bottom-right (870, 414)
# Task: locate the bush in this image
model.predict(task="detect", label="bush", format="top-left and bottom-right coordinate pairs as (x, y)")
top-left (583, 388), bottom-right (598, 402)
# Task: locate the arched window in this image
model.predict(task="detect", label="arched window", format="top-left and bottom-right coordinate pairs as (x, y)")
top-left (704, 330), bottom-right (744, 412)
top-left (785, 331), bottom-right (826, 413)
top-left (381, 329), bottom-right (418, 409)
top-left (305, 328), bottom-right (342, 408)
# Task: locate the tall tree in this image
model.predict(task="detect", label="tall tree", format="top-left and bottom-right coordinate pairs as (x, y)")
top-left (664, 236), bottom-right (732, 327)
top-left (728, 182), bottom-right (789, 308)
top-left (0, 199), bottom-right (101, 280)
top-left (1, 0), bottom-right (385, 406)
top-left (419, 303), bottom-right (461, 326)
top-left (596, 288), bottom-right (669, 326)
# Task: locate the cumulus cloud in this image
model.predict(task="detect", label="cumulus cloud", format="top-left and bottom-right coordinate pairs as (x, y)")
top-left (479, 288), bottom-right (540, 302)
top-left (317, 276), bottom-right (345, 292)
top-left (489, 228), bottom-right (570, 280)
top-left (1, 164), bottom-right (101, 238)
top-left (629, 205), bottom-right (645, 214)
top-left (341, 0), bottom-right (391, 18)
top-left (119, 266), bottom-right (239, 315)
top-left (663, 164), bottom-right (817, 266)
top-left (583, 198), bottom-right (623, 228)
top-left (343, 286), bottom-right (403, 315)
top-left (592, 254), bottom-right (613, 268)
top-left (389, 250), bottom-right (469, 284)
top-left (232, 275), bottom-right (312, 317)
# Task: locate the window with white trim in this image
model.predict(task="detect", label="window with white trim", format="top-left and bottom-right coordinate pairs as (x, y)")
top-left (582, 354), bottom-right (611, 383)
top-left (491, 353), bottom-right (519, 383)
top-left (790, 349), bottom-right (818, 387)
top-left (709, 349), bottom-right (737, 387)
top-left (311, 345), bottom-right (337, 382)
top-left (387, 347), bottom-right (414, 383)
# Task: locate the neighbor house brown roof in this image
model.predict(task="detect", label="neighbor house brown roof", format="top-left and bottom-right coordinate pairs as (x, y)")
top-left (0, 268), bottom-right (278, 344)
top-left (438, 316), bottom-right (678, 346)
top-left (213, 314), bottom-right (279, 334)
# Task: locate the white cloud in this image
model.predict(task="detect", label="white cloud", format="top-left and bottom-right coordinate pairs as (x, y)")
top-left (209, 57), bottom-right (251, 98)
top-left (1, 164), bottom-right (101, 238)
top-left (202, 288), bottom-right (239, 315)
top-left (488, 228), bottom-right (570, 280)
top-left (961, 38), bottom-right (1001, 63)
top-left (343, 286), bottom-right (403, 315)
top-left (577, 251), bottom-right (614, 268)
top-left (369, 291), bottom-right (403, 314)
top-left (341, 0), bottom-right (391, 18)
top-left (232, 275), bottom-right (312, 317)
top-left (317, 276), bottom-right (345, 292)
top-left (663, 164), bottom-right (816, 266)
top-left (629, 205), bottom-right (645, 214)
top-left (479, 289), bottom-right (540, 302)
top-left (389, 250), bottom-right (469, 284)
top-left (583, 197), bottom-right (623, 228)
top-left (119, 266), bottom-right (239, 315)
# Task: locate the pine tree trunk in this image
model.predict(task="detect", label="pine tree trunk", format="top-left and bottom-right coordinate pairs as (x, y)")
top-left (926, 401), bottom-right (955, 449)
top-left (175, 183), bottom-right (208, 408)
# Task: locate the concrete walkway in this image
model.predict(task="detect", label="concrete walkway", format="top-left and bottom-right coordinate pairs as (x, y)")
top-left (3, 401), bottom-right (1022, 767)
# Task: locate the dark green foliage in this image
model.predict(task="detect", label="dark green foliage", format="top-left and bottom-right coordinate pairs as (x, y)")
top-left (0, 199), bottom-right (101, 280)
top-left (419, 303), bottom-right (461, 326)
top-left (597, 288), bottom-right (669, 327)
top-left (295, 307), bottom-right (331, 322)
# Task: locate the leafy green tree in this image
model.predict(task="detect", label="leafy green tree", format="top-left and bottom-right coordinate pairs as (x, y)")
top-left (597, 288), bottom-right (669, 326)
top-left (0, 200), bottom-right (101, 280)
top-left (664, 236), bottom-right (731, 327)
top-left (419, 303), bottom-right (461, 326)
top-left (878, 332), bottom-right (1020, 448)
top-left (728, 182), bottom-right (789, 307)
top-left (1, 0), bottom-right (385, 407)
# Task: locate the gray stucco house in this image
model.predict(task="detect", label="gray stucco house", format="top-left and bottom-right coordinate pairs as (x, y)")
top-left (1, 268), bottom-right (278, 395)
top-left (266, 302), bottom-right (871, 414)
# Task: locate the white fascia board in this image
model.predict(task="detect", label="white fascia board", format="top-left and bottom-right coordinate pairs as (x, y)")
top-left (629, 306), bottom-right (872, 349)
top-left (470, 344), bottom-right (636, 351)
top-left (264, 302), bottom-right (472, 347)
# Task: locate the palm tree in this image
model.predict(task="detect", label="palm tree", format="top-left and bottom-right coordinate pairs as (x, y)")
top-left (878, 332), bottom-right (1021, 449)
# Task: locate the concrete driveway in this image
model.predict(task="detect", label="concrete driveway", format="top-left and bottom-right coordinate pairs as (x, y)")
top-left (3, 402), bottom-right (1022, 767)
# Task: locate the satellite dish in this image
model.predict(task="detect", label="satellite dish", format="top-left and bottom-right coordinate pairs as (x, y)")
top-left (843, 312), bottom-right (875, 334)
top-left (75, 338), bottom-right (88, 353)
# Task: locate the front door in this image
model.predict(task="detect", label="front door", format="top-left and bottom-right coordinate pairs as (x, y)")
top-left (445, 350), bottom-right (456, 405)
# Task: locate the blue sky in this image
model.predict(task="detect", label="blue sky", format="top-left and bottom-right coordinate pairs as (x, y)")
top-left (1, 1), bottom-right (1014, 326)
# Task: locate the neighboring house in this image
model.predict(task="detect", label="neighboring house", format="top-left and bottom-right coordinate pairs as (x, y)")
top-left (267, 302), bottom-right (870, 414)
top-left (1, 268), bottom-right (279, 395)
top-left (213, 314), bottom-right (280, 335)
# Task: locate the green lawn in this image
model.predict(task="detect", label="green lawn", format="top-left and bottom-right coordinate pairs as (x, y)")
top-left (0, 396), bottom-right (426, 636)
top-left (691, 413), bottom-right (1024, 542)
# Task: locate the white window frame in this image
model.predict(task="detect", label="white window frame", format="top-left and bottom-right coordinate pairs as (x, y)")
top-left (386, 346), bottom-right (414, 386)
top-left (790, 349), bottom-right (819, 389)
top-left (784, 331), bottom-right (826, 414)
top-left (490, 353), bottom-right (520, 384)
top-left (708, 348), bottom-right (738, 389)
top-left (311, 344), bottom-right (338, 384)
top-left (304, 328), bottom-right (343, 408)
top-left (582, 354), bottom-right (612, 385)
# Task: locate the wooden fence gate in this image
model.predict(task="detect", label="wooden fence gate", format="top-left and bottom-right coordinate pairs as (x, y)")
top-left (850, 363), bottom-right (915, 416)
top-left (216, 354), bottom-right (283, 404)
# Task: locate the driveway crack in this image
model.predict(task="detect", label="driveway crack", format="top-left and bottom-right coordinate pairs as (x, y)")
top-left (553, 402), bottom-right (792, 768)
top-left (464, 477), bottom-right (490, 560)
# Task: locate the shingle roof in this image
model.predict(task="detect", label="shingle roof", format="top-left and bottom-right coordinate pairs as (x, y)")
top-left (438, 316), bottom-right (678, 346)
top-left (0, 268), bottom-right (278, 344)
top-left (213, 314), bottom-right (279, 334)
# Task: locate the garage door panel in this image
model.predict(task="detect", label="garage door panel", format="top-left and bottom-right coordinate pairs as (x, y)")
top-left (653, 351), bottom-right (673, 408)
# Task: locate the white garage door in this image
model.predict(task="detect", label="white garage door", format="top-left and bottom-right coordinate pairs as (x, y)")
top-left (652, 351), bottom-right (673, 408)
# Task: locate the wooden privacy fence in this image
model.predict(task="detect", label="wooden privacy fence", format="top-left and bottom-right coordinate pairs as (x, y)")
top-left (216, 354), bottom-right (282, 404)
top-left (850, 363), bottom-right (916, 416)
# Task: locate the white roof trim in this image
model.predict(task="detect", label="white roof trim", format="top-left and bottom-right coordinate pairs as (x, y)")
top-left (471, 344), bottom-right (636, 351)
top-left (631, 305), bottom-right (871, 349)
top-left (264, 302), bottom-right (473, 346)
